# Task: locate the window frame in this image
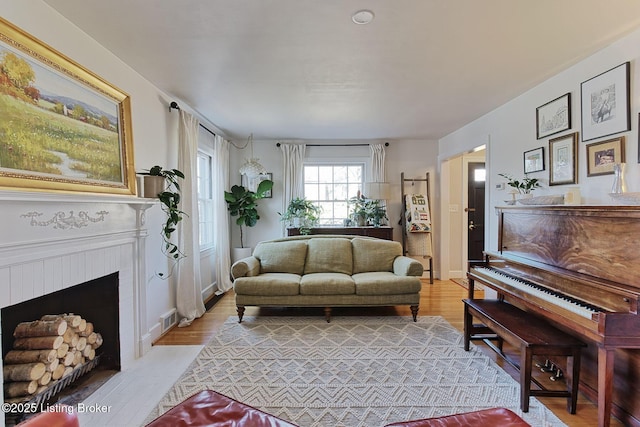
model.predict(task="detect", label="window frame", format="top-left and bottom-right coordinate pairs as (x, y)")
top-left (197, 132), bottom-right (215, 250)
top-left (302, 161), bottom-right (366, 226)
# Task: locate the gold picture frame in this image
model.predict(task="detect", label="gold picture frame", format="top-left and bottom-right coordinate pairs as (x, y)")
top-left (586, 136), bottom-right (625, 177)
top-left (0, 17), bottom-right (135, 195)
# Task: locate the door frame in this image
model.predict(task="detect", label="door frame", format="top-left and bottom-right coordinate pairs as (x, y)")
top-left (437, 145), bottom-right (487, 281)
top-left (461, 154), bottom-right (486, 270)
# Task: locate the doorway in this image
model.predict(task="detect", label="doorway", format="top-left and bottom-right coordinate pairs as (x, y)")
top-left (467, 162), bottom-right (485, 261)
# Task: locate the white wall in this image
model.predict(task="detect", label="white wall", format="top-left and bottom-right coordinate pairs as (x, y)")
top-left (2, 1), bottom-right (181, 343)
top-left (440, 26), bottom-right (640, 253)
top-left (228, 139), bottom-right (441, 275)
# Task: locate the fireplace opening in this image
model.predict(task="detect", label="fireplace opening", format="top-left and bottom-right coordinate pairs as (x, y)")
top-left (1, 272), bottom-right (120, 423)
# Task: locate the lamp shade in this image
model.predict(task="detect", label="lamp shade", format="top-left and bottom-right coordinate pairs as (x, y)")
top-left (364, 182), bottom-right (390, 200)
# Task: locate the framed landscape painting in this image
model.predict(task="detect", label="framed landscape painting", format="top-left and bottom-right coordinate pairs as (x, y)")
top-left (0, 17), bottom-right (135, 195)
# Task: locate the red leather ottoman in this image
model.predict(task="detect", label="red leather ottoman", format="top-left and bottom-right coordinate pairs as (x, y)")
top-left (16, 406), bottom-right (79, 427)
top-left (145, 389), bottom-right (299, 427)
top-left (383, 407), bottom-right (530, 427)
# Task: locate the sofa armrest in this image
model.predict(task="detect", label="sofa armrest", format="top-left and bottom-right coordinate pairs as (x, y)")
top-left (231, 256), bottom-right (260, 279)
top-left (393, 256), bottom-right (424, 277)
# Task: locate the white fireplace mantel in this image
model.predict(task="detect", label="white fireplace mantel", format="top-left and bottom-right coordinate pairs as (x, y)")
top-left (0, 190), bottom-right (157, 421)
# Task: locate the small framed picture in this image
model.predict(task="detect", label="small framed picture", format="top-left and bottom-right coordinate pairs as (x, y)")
top-left (523, 147), bottom-right (545, 173)
top-left (549, 132), bottom-right (578, 186)
top-left (580, 62), bottom-right (630, 142)
top-left (586, 136), bottom-right (625, 177)
top-left (536, 93), bottom-right (571, 139)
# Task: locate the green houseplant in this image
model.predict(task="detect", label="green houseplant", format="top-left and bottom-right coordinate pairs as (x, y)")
top-left (224, 179), bottom-right (273, 248)
top-left (348, 193), bottom-right (368, 226)
top-left (365, 199), bottom-right (388, 227)
top-left (140, 166), bottom-right (186, 277)
top-left (498, 173), bottom-right (541, 195)
top-left (280, 197), bottom-right (321, 235)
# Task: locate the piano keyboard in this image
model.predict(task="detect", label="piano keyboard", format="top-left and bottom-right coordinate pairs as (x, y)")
top-left (471, 266), bottom-right (601, 319)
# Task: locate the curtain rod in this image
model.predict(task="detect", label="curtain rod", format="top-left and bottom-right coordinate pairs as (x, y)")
top-left (276, 142), bottom-right (389, 147)
top-left (169, 101), bottom-right (216, 137)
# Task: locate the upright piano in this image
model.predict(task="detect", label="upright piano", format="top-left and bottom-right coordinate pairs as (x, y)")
top-left (467, 205), bottom-right (640, 427)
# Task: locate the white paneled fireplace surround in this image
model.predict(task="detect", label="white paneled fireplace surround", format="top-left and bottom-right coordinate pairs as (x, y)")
top-left (0, 191), bottom-right (155, 424)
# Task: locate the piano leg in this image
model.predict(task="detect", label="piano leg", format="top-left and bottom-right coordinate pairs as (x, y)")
top-left (520, 346), bottom-right (533, 412)
top-left (597, 346), bottom-right (615, 427)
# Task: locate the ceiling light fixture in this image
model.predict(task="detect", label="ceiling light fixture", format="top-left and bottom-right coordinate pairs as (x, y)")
top-left (352, 9), bottom-right (374, 25)
top-left (239, 133), bottom-right (267, 178)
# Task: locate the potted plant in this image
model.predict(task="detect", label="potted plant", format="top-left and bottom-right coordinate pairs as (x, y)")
top-left (348, 192), bottom-right (368, 226)
top-left (498, 173), bottom-right (541, 196)
top-left (365, 199), bottom-right (388, 227)
top-left (224, 179), bottom-right (273, 250)
top-left (140, 166), bottom-right (186, 277)
top-left (280, 197), bottom-right (321, 235)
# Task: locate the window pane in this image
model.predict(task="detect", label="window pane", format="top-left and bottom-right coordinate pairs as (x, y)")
top-left (334, 166), bottom-right (348, 182)
top-left (305, 184), bottom-right (319, 200)
top-left (305, 166), bottom-right (319, 183)
top-left (348, 166), bottom-right (362, 183)
top-left (318, 166), bottom-right (333, 183)
top-left (318, 183), bottom-right (333, 200)
top-left (334, 183), bottom-right (348, 200)
top-left (197, 150), bottom-right (215, 248)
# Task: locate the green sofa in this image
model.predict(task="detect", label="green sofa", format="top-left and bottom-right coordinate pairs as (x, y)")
top-left (231, 235), bottom-right (424, 322)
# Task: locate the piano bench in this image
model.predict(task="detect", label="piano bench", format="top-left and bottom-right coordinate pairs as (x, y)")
top-left (463, 299), bottom-right (586, 415)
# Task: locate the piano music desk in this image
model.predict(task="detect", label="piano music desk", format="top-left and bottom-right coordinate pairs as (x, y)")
top-left (463, 298), bottom-right (586, 415)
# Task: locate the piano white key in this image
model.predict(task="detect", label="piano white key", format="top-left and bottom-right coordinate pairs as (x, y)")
top-left (473, 267), bottom-right (596, 319)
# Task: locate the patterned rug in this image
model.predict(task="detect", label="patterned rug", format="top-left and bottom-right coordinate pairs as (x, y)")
top-left (146, 316), bottom-right (566, 427)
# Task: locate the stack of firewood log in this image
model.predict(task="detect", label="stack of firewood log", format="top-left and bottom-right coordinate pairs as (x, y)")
top-left (3, 314), bottom-right (102, 400)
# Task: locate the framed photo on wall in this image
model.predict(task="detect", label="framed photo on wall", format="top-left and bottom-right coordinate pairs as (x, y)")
top-left (549, 132), bottom-right (578, 186)
top-left (586, 136), bottom-right (625, 176)
top-left (580, 62), bottom-right (630, 142)
top-left (536, 93), bottom-right (571, 139)
top-left (523, 147), bottom-right (544, 173)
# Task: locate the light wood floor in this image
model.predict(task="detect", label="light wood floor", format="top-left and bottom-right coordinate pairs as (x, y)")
top-left (155, 279), bottom-right (623, 427)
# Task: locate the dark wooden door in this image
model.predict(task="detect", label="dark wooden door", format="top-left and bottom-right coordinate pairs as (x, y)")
top-left (467, 162), bottom-right (486, 260)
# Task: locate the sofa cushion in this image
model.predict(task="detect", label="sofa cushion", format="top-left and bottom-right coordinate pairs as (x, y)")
top-left (352, 238), bottom-right (402, 274)
top-left (300, 273), bottom-right (355, 295)
top-left (303, 238), bottom-right (353, 275)
top-left (352, 272), bottom-right (422, 295)
top-left (234, 273), bottom-right (300, 296)
top-left (254, 240), bottom-right (308, 275)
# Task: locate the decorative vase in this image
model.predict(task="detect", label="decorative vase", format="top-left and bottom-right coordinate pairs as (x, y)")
top-left (611, 163), bottom-right (627, 194)
top-left (232, 247), bottom-right (252, 264)
top-left (142, 175), bottom-right (165, 198)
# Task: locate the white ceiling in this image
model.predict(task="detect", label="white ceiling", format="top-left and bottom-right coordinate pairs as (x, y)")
top-left (44, 0), bottom-right (640, 141)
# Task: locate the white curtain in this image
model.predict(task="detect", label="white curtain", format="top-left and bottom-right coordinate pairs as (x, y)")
top-left (280, 143), bottom-right (306, 235)
top-left (176, 110), bottom-right (206, 327)
top-left (370, 143), bottom-right (386, 182)
top-left (213, 135), bottom-right (233, 293)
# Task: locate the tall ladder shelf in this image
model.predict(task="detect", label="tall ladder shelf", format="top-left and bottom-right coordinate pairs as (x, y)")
top-left (400, 172), bottom-right (434, 284)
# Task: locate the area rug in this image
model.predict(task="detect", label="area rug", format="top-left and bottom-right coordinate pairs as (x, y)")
top-left (146, 316), bottom-right (566, 427)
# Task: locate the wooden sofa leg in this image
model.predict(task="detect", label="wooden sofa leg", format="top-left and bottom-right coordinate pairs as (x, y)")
top-left (324, 307), bottom-right (332, 323)
top-left (410, 305), bottom-right (419, 322)
top-left (237, 306), bottom-right (245, 323)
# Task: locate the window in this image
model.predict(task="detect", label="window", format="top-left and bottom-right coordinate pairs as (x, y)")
top-left (303, 164), bottom-right (364, 226)
top-left (197, 150), bottom-right (214, 248)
